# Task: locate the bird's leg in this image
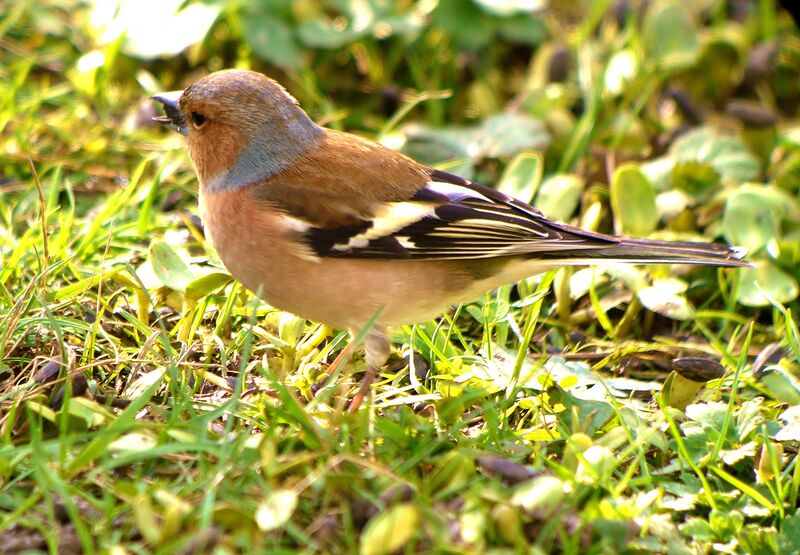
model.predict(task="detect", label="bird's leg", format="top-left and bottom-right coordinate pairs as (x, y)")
top-left (324, 338), bottom-right (358, 379)
top-left (348, 325), bottom-right (390, 412)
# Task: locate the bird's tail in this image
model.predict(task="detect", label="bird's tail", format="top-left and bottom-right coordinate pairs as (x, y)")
top-left (543, 237), bottom-right (750, 268)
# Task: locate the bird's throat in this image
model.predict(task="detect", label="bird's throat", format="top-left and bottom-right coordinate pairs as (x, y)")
top-left (198, 118), bottom-right (323, 193)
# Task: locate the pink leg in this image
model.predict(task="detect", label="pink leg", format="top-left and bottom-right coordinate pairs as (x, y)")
top-left (348, 326), bottom-right (390, 412)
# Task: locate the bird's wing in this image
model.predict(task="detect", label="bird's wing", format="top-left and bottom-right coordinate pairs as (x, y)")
top-left (269, 168), bottom-right (618, 261)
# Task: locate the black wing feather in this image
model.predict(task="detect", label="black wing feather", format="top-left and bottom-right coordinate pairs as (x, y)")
top-left (303, 169), bottom-right (617, 260)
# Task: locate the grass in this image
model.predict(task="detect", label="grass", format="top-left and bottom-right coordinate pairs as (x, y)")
top-left (2, 0), bottom-right (800, 553)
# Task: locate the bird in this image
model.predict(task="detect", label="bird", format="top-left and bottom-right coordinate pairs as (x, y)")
top-left (153, 69), bottom-right (749, 410)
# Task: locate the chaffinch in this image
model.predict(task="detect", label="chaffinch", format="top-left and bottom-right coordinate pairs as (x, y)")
top-left (154, 69), bottom-right (748, 410)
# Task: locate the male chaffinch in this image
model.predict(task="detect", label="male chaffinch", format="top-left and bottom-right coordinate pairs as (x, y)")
top-left (154, 69), bottom-right (748, 410)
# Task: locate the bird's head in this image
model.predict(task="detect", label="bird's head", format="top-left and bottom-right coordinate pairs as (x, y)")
top-left (153, 69), bottom-right (322, 192)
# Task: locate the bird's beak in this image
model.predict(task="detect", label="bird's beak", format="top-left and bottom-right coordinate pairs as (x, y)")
top-left (152, 91), bottom-right (188, 136)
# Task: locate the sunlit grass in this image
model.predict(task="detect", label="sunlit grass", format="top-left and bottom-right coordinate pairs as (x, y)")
top-left (1, 1), bottom-right (799, 553)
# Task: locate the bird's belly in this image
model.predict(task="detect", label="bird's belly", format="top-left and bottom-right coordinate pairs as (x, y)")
top-left (220, 245), bottom-right (475, 329)
top-left (200, 188), bottom-right (484, 329)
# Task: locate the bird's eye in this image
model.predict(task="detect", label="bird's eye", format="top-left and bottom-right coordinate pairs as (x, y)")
top-left (190, 112), bottom-right (207, 128)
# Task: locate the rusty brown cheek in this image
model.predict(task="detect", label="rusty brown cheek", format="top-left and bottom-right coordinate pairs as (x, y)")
top-left (188, 124), bottom-right (243, 186)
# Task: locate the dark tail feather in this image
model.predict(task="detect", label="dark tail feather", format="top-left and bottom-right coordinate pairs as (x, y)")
top-left (547, 238), bottom-right (751, 267)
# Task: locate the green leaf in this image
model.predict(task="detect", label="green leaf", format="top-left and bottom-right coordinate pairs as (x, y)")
top-left (672, 129), bottom-right (760, 183)
top-left (496, 13), bottom-right (547, 45)
top-left (133, 492), bottom-right (161, 545)
top-left (662, 371), bottom-right (704, 411)
top-left (433, 0), bottom-right (495, 50)
top-left (25, 400), bottom-right (57, 423)
top-left (66, 397), bottom-right (112, 429)
top-left (778, 514), bottom-right (800, 554)
top-left (723, 191), bottom-right (780, 254)
top-left (479, 113), bottom-right (550, 158)
top-left (556, 389), bottom-right (616, 434)
top-left (736, 261), bottom-right (799, 307)
top-left (256, 489), bottom-right (298, 531)
top-left (496, 151), bottom-right (543, 201)
top-left (610, 165), bottom-right (658, 235)
top-left (671, 160), bottom-right (721, 199)
top-left (739, 524), bottom-right (778, 554)
top-left (297, 16), bottom-right (365, 49)
top-left (185, 271), bottom-right (233, 302)
top-left (278, 312), bottom-right (306, 345)
top-left (680, 518), bottom-right (715, 541)
top-left (774, 236), bottom-right (800, 268)
top-left (241, 11), bottom-right (303, 69)
top-left (108, 432), bottom-right (158, 453)
top-left (510, 475), bottom-right (567, 516)
top-left (403, 113), bottom-right (549, 164)
top-left (642, 1), bottom-right (700, 69)
top-left (149, 241), bottom-right (194, 292)
top-left (575, 445), bottom-right (616, 485)
top-left (766, 374), bottom-right (800, 417)
top-left (637, 278), bottom-right (692, 320)
top-left (642, 128), bottom-right (760, 188)
top-left (465, 296), bottom-right (509, 325)
top-left (534, 174), bottom-right (583, 222)
top-left (360, 503), bottom-right (419, 555)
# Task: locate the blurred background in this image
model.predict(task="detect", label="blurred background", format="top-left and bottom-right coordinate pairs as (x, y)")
top-left (3, 3), bottom-right (800, 553)
top-left (2, 0), bottom-right (799, 308)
